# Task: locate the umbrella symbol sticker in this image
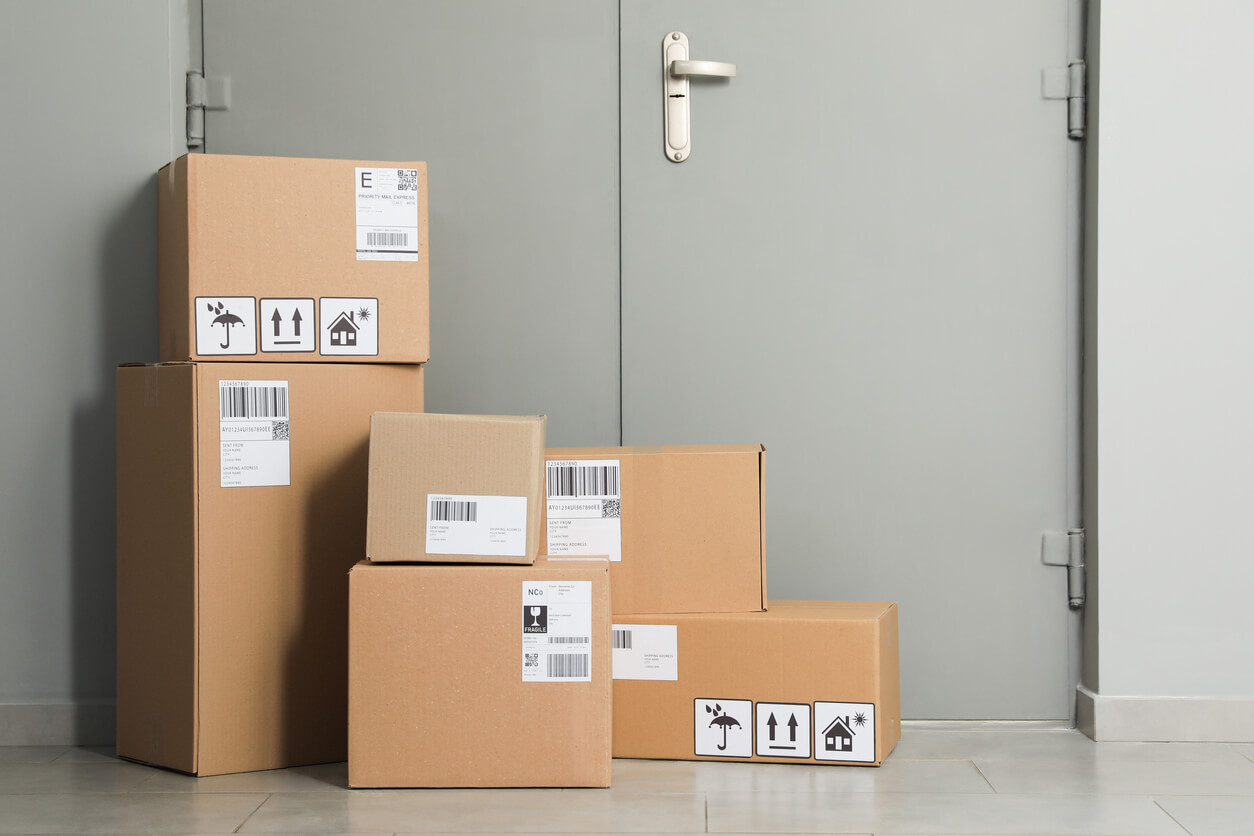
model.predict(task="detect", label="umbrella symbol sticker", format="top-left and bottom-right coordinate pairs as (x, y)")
top-left (208, 302), bottom-right (245, 350)
top-left (705, 703), bottom-right (742, 751)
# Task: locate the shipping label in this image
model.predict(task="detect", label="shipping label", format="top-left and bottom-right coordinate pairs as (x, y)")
top-left (218, 380), bottom-right (290, 488)
top-left (425, 494), bottom-right (527, 557)
top-left (522, 581), bottom-right (592, 682)
top-left (611, 624), bottom-right (678, 681)
top-left (545, 459), bottom-right (621, 561)
top-left (355, 167), bottom-right (419, 262)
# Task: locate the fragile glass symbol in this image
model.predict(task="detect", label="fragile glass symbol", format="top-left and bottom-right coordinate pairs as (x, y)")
top-left (529, 607), bottom-right (542, 628)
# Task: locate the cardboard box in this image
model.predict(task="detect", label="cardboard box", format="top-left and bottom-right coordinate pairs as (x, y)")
top-left (159, 154), bottom-right (429, 363)
top-left (611, 602), bottom-right (900, 765)
top-left (541, 445), bottom-right (766, 613)
top-left (116, 362), bottom-right (423, 776)
top-left (349, 557), bottom-right (612, 787)
top-left (367, 412), bottom-right (545, 564)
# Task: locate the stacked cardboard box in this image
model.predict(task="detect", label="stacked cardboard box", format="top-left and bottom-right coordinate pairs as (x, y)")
top-left (117, 154), bottom-right (428, 775)
top-left (118, 152), bottom-right (900, 785)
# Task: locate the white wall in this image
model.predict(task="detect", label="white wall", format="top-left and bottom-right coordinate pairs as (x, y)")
top-left (1082, 0), bottom-right (1254, 740)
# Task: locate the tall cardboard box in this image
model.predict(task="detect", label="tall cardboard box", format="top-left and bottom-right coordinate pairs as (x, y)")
top-left (349, 558), bottom-right (612, 787)
top-left (159, 154), bottom-right (429, 363)
top-left (612, 602), bottom-right (900, 765)
top-left (367, 412), bottom-right (545, 564)
top-left (542, 445), bottom-right (766, 613)
top-left (116, 362), bottom-right (423, 776)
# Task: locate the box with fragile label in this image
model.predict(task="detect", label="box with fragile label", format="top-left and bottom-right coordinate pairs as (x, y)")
top-left (116, 362), bottom-right (423, 776)
top-left (542, 445), bottom-right (766, 613)
top-left (349, 557), bottom-right (611, 787)
top-left (611, 602), bottom-right (900, 765)
top-left (158, 153), bottom-right (428, 363)
top-left (367, 412), bottom-right (545, 564)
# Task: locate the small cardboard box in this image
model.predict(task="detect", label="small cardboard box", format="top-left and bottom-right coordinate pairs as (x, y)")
top-left (541, 445), bottom-right (766, 613)
top-left (159, 153), bottom-right (429, 363)
top-left (611, 602), bottom-right (900, 765)
top-left (367, 412), bottom-right (545, 564)
top-left (116, 362), bottom-right (423, 776)
top-left (349, 557), bottom-right (612, 787)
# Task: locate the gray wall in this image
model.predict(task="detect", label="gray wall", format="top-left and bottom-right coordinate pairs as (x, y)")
top-left (0, 1), bottom-right (186, 743)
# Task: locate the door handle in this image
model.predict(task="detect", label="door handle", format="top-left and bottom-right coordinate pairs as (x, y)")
top-left (663, 32), bottom-right (736, 162)
top-left (670, 60), bottom-right (737, 78)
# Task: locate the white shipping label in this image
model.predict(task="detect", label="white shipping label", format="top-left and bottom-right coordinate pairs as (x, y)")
top-left (522, 581), bottom-right (592, 682)
top-left (355, 167), bottom-right (419, 262)
top-left (218, 380), bottom-right (291, 488)
top-left (195, 297), bottom-right (257, 356)
top-left (426, 494), bottom-right (527, 557)
top-left (813, 701), bottom-right (876, 763)
top-left (545, 459), bottom-right (621, 562)
top-left (611, 624), bottom-right (678, 681)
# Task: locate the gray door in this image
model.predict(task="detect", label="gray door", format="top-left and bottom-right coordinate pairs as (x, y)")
top-left (202, 0), bottom-right (1078, 718)
top-left (201, 0), bottom-right (620, 447)
top-left (620, 1), bottom-right (1075, 719)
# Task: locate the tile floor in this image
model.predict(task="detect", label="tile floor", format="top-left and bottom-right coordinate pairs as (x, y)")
top-left (1, 725), bottom-right (1252, 835)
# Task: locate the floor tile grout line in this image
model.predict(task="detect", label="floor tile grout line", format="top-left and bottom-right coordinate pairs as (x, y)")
top-left (232, 791), bottom-right (271, 834)
top-left (969, 759), bottom-right (998, 793)
top-left (1154, 798), bottom-right (1198, 836)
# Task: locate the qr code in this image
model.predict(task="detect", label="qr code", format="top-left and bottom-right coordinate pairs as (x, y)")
top-left (397, 168), bottom-right (418, 191)
top-left (524, 652), bottom-right (539, 668)
top-left (602, 499), bottom-right (621, 518)
top-left (271, 421), bottom-right (290, 441)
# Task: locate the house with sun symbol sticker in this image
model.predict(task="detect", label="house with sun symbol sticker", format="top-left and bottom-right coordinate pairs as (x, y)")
top-left (326, 309), bottom-right (367, 347)
top-left (822, 713), bottom-right (867, 753)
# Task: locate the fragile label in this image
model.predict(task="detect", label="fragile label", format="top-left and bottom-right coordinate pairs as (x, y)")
top-left (355, 167), bottom-right (419, 262)
top-left (522, 581), bottom-right (592, 682)
top-left (611, 624), bottom-right (678, 681)
top-left (545, 459), bottom-right (621, 561)
top-left (425, 494), bottom-right (527, 557)
top-left (218, 380), bottom-right (290, 488)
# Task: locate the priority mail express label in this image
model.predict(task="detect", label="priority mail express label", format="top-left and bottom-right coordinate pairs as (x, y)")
top-left (522, 581), bottom-right (592, 682)
top-left (355, 167), bottom-right (419, 262)
top-left (546, 459), bottom-right (621, 561)
top-left (218, 380), bottom-right (290, 488)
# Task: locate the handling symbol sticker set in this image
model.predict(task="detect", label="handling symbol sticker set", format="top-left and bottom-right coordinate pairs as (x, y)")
top-left (195, 297), bottom-right (381, 357)
top-left (692, 698), bottom-right (876, 763)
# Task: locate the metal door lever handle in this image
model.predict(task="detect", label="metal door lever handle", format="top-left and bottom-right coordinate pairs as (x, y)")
top-left (670, 59), bottom-right (737, 78)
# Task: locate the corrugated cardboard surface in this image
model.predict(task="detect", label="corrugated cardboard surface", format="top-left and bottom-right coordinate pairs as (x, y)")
top-left (611, 602), bottom-right (900, 765)
top-left (348, 558), bottom-right (612, 787)
top-left (367, 413), bottom-right (545, 564)
top-left (116, 362), bottom-right (424, 776)
top-left (543, 445), bottom-right (766, 613)
top-left (158, 153), bottom-right (429, 363)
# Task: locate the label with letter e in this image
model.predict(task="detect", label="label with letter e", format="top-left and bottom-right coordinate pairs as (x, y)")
top-left (425, 494), bottom-right (527, 557)
top-left (355, 167), bottom-right (419, 262)
top-left (522, 581), bottom-right (592, 682)
top-left (611, 624), bottom-right (678, 681)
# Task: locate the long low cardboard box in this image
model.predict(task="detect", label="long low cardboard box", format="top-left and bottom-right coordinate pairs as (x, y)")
top-left (611, 602), bottom-right (900, 765)
top-left (116, 362), bottom-right (423, 776)
top-left (349, 557), bottom-right (611, 787)
top-left (159, 153), bottom-right (429, 363)
top-left (542, 445), bottom-right (766, 613)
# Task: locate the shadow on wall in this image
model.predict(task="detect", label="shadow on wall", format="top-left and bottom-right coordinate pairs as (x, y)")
top-left (71, 173), bottom-right (160, 745)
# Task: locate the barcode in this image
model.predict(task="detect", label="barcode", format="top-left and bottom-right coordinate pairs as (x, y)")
top-left (429, 500), bottom-right (477, 522)
top-left (219, 385), bottom-right (288, 419)
top-left (547, 636), bottom-right (590, 644)
top-left (613, 629), bottom-right (632, 650)
top-left (366, 231), bottom-right (408, 247)
top-left (547, 464), bottom-right (620, 497)
top-left (546, 653), bottom-right (589, 678)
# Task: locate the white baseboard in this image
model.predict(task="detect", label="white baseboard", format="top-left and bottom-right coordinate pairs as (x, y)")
top-left (0, 702), bottom-right (115, 746)
top-left (1077, 685), bottom-right (1254, 742)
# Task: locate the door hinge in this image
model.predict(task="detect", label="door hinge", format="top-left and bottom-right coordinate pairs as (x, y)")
top-left (1041, 529), bottom-right (1086, 609)
top-left (1041, 60), bottom-right (1086, 140)
top-left (186, 70), bottom-right (231, 149)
